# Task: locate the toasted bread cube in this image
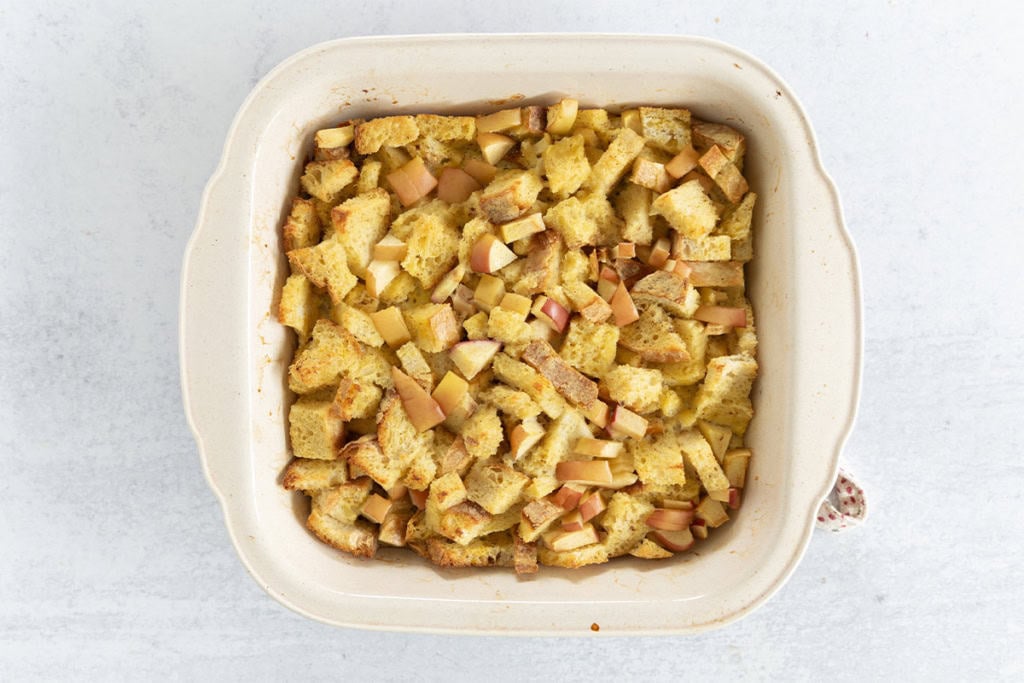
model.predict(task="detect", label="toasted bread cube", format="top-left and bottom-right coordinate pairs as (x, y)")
top-left (627, 431), bottom-right (686, 488)
top-left (630, 157), bottom-right (671, 193)
top-left (400, 213), bottom-right (460, 289)
top-left (395, 341), bottom-right (434, 391)
top-left (479, 385), bottom-right (542, 420)
top-left (563, 281), bottom-right (612, 323)
top-left (289, 320), bottom-right (368, 394)
top-left (487, 306), bottom-right (533, 345)
top-left (404, 303), bottom-right (460, 353)
top-left (614, 183), bottom-right (654, 244)
top-left (461, 311), bottom-right (488, 341)
top-left (638, 106), bottom-right (692, 154)
top-left (414, 114), bottom-right (476, 141)
top-left (599, 492), bottom-right (656, 557)
top-left (604, 366), bottom-right (664, 414)
top-left (426, 532), bottom-right (514, 567)
top-left (354, 116), bottom-right (419, 154)
top-left (629, 537), bottom-right (675, 559)
top-left (283, 197), bottom-right (321, 252)
top-left (329, 188), bottom-right (391, 277)
top-left (478, 170), bottom-right (544, 224)
top-left (282, 457), bottom-right (348, 491)
top-left (519, 408), bottom-right (590, 479)
top-left (460, 404), bottom-right (503, 460)
top-left (374, 394), bottom-right (435, 487)
top-left (542, 134), bottom-right (591, 197)
top-left (693, 120), bottom-right (747, 168)
top-left (537, 543), bottom-right (609, 568)
top-left (619, 305), bottom-right (690, 364)
top-left (464, 459), bottom-right (530, 515)
top-left (278, 274), bottom-right (320, 342)
top-left (519, 497), bottom-right (564, 542)
top-left (331, 302), bottom-right (384, 347)
top-left (357, 159), bottom-right (383, 194)
top-left (312, 478), bottom-right (373, 525)
top-left (678, 429), bottom-right (730, 492)
top-left (675, 234), bottom-right (732, 262)
top-left (332, 378), bottom-right (383, 421)
top-left (287, 239), bottom-right (358, 304)
top-left (513, 229), bottom-right (563, 296)
top-left (307, 504), bottom-right (377, 558)
top-left (300, 158), bottom-right (358, 202)
top-left (522, 340), bottom-right (600, 406)
top-left (651, 179), bottom-right (719, 240)
top-left (491, 353), bottom-right (567, 419)
top-left (630, 271), bottom-right (700, 318)
top-left (559, 319), bottom-right (619, 378)
top-left (429, 471), bottom-right (469, 510)
top-left (582, 128), bottom-right (646, 196)
top-left (699, 145), bottom-right (749, 204)
top-left (560, 250), bottom-right (591, 285)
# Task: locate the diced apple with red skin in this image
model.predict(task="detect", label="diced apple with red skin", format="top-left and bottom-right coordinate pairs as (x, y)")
top-left (360, 493), bottom-right (392, 524)
top-left (436, 167), bottom-right (482, 204)
top-left (727, 487), bottom-right (742, 510)
top-left (451, 284), bottom-right (477, 316)
top-left (373, 234), bottom-right (407, 261)
top-left (615, 242), bottom-right (636, 259)
top-left (606, 405), bottom-right (648, 440)
top-left (449, 340), bottom-right (501, 380)
top-left (538, 297), bottom-right (570, 333)
top-left (462, 158), bottom-right (498, 185)
top-left (555, 460), bottom-right (613, 486)
top-left (550, 483), bottom-right (587, 510)
top-left (691, 523), bottom-right (709, 540)
top-left (694, 305), bottom-right (747, 328)
top-left (696, 497), bottom-right (730, 528)
top-left (546, 524), bottom-right (599, 551)
top-left (499, 213), bottom-right (546, 243)
top-left (651, 527), bottom-right (695, 552)
top-left (391, 367), bottom-right (446, 432)
top-left (387, 157), bottom-right (437, 207)
top-left (646, 507), bottom-right (695, 531)
top-left (431, 371), bottom-right (469, 416)
top-left (470, 234), bottom-right (518, 273)
top-left (509, 417), bottom-right (544, 460)
top-left (578, 491), bottom-right (606, 522)
top-left (573, 437), bottom-right (623, 459)
top-left (365, 259), bottom-right (400, 297)
top-left (610, 282), bottom-right (640, 326)
top-left (477, 132), bottom-right (516, 164)
top-left (561, 510), bottom-right (584, 532)
top-left (430, 264), bottom-right (466, 304)
top-left (723, 448), bottom-right (752, 488)
top-left (371, 307), bottom-right (412, 348)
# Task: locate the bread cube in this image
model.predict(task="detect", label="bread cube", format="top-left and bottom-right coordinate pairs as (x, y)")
top-left (519, 408), bottom-right (589, 479)
top-left (692, 120), bottom-right (747, 168)
top-left (331, 302), bottom-right (384, 347)
top-left (627, 430), bottom-right (686, 488)
top-left (300, 158), bottom-right (358, 202)
top-left (282, 197), bottom-right (321, 251)
top-left (282, 457), bottom-right (348, 491)
top-left (400, 213), bottom-right (460, 289)
top-left (287, 239), bottom-right (357, 304)
top-left (603, 365), bottom-right (664, 414)
top-left (491, 353), bottom-right (567, 419)
top-left (357, 159), bottom-right (383, 194)
top-left (630, 271), bottom-right (700, 318)
top-left (307, 505), bottom-right (377, 558)
top-left (614, 183), bottom-right (654, 244)
top-left (426, 531), bottom-right (514, 567)
top-left (582, 127), bottom-right (646, 196)
top-left (278, 274), bottom-right (320, 342)
top-left (479, 385), bottom-right (542, 420)
top-left (415, 114), bottom-right (476, 141)
top-left (311, 478), bottom-right (373, 525)
top-left (395, 341), bottom-right (434, 391)
top-left (543, 134), bottom-right (591, 197)
top-left (677, 429), bottom-right (730, 492)
top-left (355, 115), bottom-right (419, 154)
top-left (618, 305), bottom-right (689, 364)
top-left (404, 303), bottom-right (460, 352)
top-left (330, 188), bottom-right (391, 277)
top-left (537, 543), bottom-right (609, 568)
top-left (513, 229), bottom-right (563, 296)
top-left (479, 170), bottom-right (544, 223)
top-left (559, 319), bottom-right (619, 378)
top-left (487, 306), bottom-right (533, 345)
top-left (332, 378), bottom-right (383, 421)
top-left (599, 492), bottom-right (655, 556)
top-left (651, 179), bottom-right (719, 239)
top-left (289, 320), bottom-right (368, 394)
top-left (638, 106), bottom-right (692, 154)
top-left (464, 459), bottom-right (530, 515)
top-left (460, 404), bottom-right (503, 460)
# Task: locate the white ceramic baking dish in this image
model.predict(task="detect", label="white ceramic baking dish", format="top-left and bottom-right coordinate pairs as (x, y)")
top-left (180, 34), bottom-right (861, 635)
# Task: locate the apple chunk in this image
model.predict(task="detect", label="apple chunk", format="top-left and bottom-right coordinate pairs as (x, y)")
top-left (373, 234), bottom-right (407, 261)
top-left (476, 108), bottom-right (522, 133)
top-left (463, 158), bottom-right (498, 185)
top-left (477, 132), bottom-right (516, 165)
top-left (651, 528), bottom-right (695, 552)
top-left (561, 510), bottom-right (584, 532)
top-left (390, 367), bottom-right (445, 432)
top-left (693, 305), bottom-right (747, 328)
top-left (545, 98), bottom-right (579, 136)
top-left (431, 371), bottom-right (469, 416)
top-left (555, 460), bottom-right (613, 486)
top-left (606, 405), bottom-right (648, 440)
top-left (609, 281), bottom-right (640, 326)
top-left (546, 524), bottom-right (599, 551)
top-left (370, 307), bottom-right (411, 348)
top-left (550, 483), bottom-right (587, 510)
top-left (578, 491), bottom-right (606, 522)
top-left (449, 340), bottom-right (501, 380)
top-left (360, 493), bottom-right (392, 524)
top-left (436, 167), bottom-right (482, 204)
top-left (387, 157), bottom-right (437, 207)
top-left (499, 213), bottom-right (546, 243)
top-left (430, 264), bottom-right (466, 304)
top-left (365, 259), bottom-right (400, 298)
top-left (509, 417), bottom-right (545, 460)
top-left (470, 234), bottom-right (518, 273)
top-left (573, 437), bottom-right (623, 459)
top-left (534, 296), bottom-right (570, 333)
top-left (646, 507), bottom-right (695, 531)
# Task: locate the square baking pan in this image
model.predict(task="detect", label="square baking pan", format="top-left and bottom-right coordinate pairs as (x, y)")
top-left (180, 33), bottom-right (861, 634)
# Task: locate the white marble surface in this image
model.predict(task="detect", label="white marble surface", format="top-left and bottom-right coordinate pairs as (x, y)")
top-left (2, 1), bottom-right (1022, 679)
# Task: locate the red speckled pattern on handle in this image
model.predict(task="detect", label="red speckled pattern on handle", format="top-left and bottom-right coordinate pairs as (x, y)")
top-left (815, 469), bottom-right (867, 532)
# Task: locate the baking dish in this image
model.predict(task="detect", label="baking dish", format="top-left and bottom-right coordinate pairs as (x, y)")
top-left (180, 34), bottom-right (861, 635)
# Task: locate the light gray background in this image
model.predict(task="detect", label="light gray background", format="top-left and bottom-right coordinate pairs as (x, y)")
top-left (2, 1), bottom-right (1021, 680)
